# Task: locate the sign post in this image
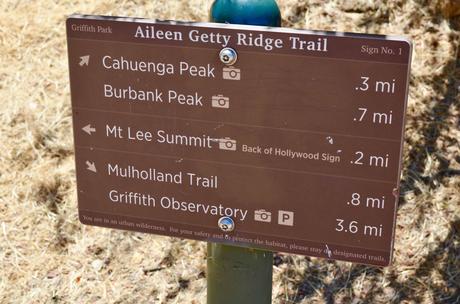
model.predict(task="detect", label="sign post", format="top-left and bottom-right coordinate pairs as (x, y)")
top-left (66, 3), bottom-right (411, 303)
top-left (207, 1), bottom-right (281, 303)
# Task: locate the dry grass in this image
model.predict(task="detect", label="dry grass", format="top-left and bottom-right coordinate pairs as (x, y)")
top-left (0, 0), bottom-right (459, 303)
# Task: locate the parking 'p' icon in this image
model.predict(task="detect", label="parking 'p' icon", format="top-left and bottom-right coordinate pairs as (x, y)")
top-left (278, 210), bottom-right (294, 226)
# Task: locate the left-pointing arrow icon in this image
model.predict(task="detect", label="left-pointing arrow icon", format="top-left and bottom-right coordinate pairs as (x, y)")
top-left (82, 124), bottom-right (96, 135)
top-left (86, 161), bottom-right (97, 173)
top-left (79, 55), bottom-right (90, 66)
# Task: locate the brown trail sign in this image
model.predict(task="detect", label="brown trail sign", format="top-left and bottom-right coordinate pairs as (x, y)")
top-left (67, 15), bottom-right (411, 266)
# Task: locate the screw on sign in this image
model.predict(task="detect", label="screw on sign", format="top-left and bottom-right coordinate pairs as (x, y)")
top-left (208, 1), bottom-right (280, 304)
top-left (218, 216), bottom-right (235, 232)
top-left (219, 47), bottom-right (238, 65)
top-left (66, 0), bottom-right (412, 304)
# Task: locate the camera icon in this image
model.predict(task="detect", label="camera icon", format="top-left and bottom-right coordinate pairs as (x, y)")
top-left (218, 137), bottom-right (237, 151)
top-left (254, 210), bottom-right (272, 223)
top-left (223, 67), bottom-right (241, 80)
top-left (212, 95), bottom-right (230, 109)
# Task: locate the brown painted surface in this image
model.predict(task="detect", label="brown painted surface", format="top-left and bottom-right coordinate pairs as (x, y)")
top-left (67, 15), bottom-right (411, 266)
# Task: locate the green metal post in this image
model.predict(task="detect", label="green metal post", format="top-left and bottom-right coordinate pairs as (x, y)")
top-left (207, 1), bottom-right (281, 304)
top-left (207, 244), bottom-right (274, 304)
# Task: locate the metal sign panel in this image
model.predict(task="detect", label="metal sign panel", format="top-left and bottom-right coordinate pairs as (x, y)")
top-left (67, 15), bottom-right (411, 266)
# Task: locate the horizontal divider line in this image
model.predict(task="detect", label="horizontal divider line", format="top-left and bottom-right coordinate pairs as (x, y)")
top-left (75, 145), bottom-right (397, 185)
top-left (68, 37), bottom-right (409, 66)
top-left (72, 106), bottom-right (402, 143)
top-left (78, 209), bottom-right (392, 255)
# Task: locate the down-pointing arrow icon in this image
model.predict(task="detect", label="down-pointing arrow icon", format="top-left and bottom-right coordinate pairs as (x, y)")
top-left (86, 161), bottom-right (97, 173)
top-left (82, 124), bottom-right (96, 135)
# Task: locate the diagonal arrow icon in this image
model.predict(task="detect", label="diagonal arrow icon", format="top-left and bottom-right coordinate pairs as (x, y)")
top-left (82, 124), bottom-right (96, 135)
top-left (86, 161), bottom-right (97, 173)
top-left (79, 55), bottom-right (90, 66)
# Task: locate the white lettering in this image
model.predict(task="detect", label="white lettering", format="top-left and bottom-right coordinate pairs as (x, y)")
top-left (237, 32), bottom-right (283, 51)
top-left (188, 30), bottom-right (231, 47)
top-left (134, 25), bottom-right (183, 41)
top-left (156, 130), bottom-right (213, 148)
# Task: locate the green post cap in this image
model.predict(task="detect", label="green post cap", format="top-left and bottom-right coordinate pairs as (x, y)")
top-left (210, 0), bottom-right (281, 27)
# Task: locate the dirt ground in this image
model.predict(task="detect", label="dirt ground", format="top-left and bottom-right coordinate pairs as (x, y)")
top-left (0, 0), bottom-right (459, 303)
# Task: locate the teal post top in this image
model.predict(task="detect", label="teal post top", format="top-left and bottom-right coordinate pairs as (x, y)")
top-left (210, 0), bottom-right (281, 27)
